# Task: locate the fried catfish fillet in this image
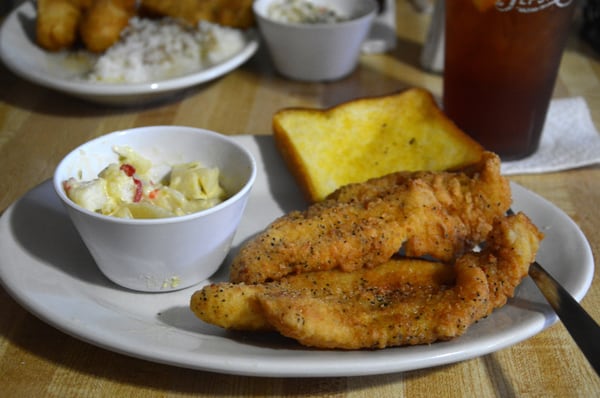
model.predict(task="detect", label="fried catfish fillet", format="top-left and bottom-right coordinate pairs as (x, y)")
top-left (260, 213), bottom-right (542, 349)
top-left (192, 213), bottom-right (542, 349)
top-left (191, 282), bottom-right (271, 331)
top-left (230, 152), bottom-right (511, 284)
top-left (191, 258), bottom-right (456, 332)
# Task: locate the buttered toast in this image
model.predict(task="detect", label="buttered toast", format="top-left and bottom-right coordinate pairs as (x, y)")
top-left (273, 88), bottom-right (484, 202)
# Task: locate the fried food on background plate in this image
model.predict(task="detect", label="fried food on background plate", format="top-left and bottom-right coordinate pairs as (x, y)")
top-left (230, 152), bottom-right (511, 284)
top-left (212, 0), bottom-right (255, 28)
top-left (273, 88), bottom-right (485, 203)
top-left (36, 0), bottom-right (83, 51)
top-left (36, 0), bottom-right (135, 53)
top-left (36, 0), bottom-right (253, 53)
top-left (79, 0), bottom-right (137, 53)
top-left (75, 0), bottom-right (94, 9)
top-left (191, 213), bottom-right (543, 349)
top-left (139, 0), bottom-right (255, 28)
top-left (138, 0), bottom-right (210, 24)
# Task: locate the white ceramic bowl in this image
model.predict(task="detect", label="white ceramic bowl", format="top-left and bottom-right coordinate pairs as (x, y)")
top-left (253, 0), bottom-right (378, 82)
top-left (53, 126), bottom-right (256, 292)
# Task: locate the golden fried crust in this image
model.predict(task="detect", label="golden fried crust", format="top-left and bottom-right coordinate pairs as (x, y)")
top-left (79, 0), bottom-right (136, 53)
top-left (75, 0), bottom-right (94, 9)
top-left (190, 283), bottom-right (271, 331)
top-left (259, 213), bottom-right (541, 349)
top-left (37, 0), bottom-right (253, 53)
top-left (192, 213), bottom-right (542, 349)
top-left (191, 258), bottom-right (455, 332)
top-left (36, 0), bottom-right (83, 51)
top-left (259, 260), bottom-right (489, 349)
top-left (230, 152), bottom-right (511, 284)
top-left (139, 0), bottom-right (210, 24)
top-left (139, 0), bottom-right (254, 28)
top-left (476, 212), bottom-right (544, 309)
top-left (212, 0), bottom-right (255, 28)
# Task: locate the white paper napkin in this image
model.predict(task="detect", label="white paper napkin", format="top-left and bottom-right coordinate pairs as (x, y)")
top-left (501, 97), bottom-right (600, 175)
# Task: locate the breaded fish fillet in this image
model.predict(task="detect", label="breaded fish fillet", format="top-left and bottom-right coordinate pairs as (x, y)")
top-left (260, 260), bottom-right (488, 349)
top-left (259, 213), bottom-right (541, 349)
top-left (191, 282), bottom-right (270, 331)
top-left (191, 213), bottom-right (542, 349)
top-left (191, 258), bottom-right (455, 332)
top-left (230, 152), bottom-right (511, 284)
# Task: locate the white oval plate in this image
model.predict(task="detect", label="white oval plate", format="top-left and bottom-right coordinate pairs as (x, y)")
top-left (0, 2), bottom-right (259, 105)
top-left (0, 136), bottom-right (594, 377)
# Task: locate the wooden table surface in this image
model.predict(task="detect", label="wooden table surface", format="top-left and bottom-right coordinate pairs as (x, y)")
top-left (1, 2), bottom-right (599, 397)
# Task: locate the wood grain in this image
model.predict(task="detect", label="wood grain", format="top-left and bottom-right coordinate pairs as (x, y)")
top-left (1, 1), bottom-right (599, 396)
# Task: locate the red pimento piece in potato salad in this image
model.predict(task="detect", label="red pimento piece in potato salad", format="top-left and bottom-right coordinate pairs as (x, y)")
top-left (120, 163), bottom-right (142, 202)
top-left (120, 163), bottom-right (136, 177)
top-left (133, 177), bottom-right (143, 202)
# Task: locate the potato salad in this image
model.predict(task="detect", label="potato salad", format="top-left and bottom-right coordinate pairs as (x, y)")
top-left (63, 146), bottom-right (227, 219)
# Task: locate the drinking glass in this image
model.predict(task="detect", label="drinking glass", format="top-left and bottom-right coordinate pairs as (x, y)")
top-left (443, 0), bottom-right (578, 160)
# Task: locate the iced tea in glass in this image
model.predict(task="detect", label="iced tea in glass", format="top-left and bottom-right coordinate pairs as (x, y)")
top-left (443, 0), bottom-right (578, 160)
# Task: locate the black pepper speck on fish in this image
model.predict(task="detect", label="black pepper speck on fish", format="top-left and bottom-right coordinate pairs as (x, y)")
top-left (230, 152), bottom-right (511, 284)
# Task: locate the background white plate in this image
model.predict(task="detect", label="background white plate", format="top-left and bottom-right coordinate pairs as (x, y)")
top-left (0, 2), bottom-right (259, 105)
top-left (0, 136), bottom-right (594, 377)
